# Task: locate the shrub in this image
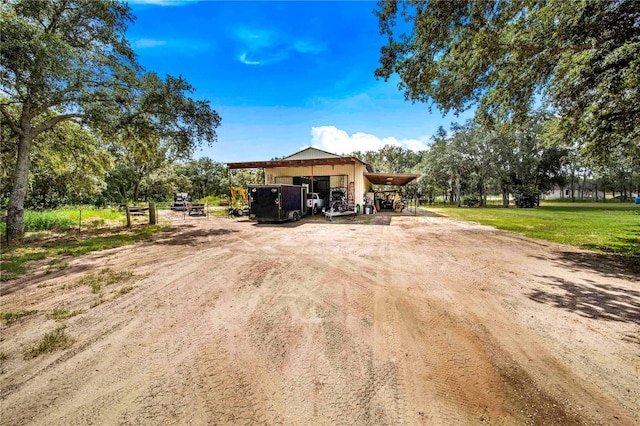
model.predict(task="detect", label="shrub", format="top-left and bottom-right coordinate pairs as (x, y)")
top-left (513, 187), bottom-right (540, 208)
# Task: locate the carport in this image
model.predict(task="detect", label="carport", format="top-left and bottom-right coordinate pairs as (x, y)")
top-left (363, 172), bottom-right (419, 213)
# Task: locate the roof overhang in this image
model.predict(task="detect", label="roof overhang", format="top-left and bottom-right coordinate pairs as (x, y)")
top-left (364, 173), bottom-right (419, 187)
top-left (228, 157), bottom-right (370, 170)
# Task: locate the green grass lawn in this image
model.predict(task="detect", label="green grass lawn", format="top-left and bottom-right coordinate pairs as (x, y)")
top-left (426, 202), bottom-right (640, 257)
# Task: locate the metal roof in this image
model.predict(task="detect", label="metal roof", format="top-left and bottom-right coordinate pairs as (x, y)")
top-left (227, 156), bottom-right (367, 170)
top-left (363, 173), bottom-right (418, 187)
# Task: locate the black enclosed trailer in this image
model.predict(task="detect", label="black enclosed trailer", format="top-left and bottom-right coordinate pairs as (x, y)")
top-left (248, 184), bottom-right (307, 223)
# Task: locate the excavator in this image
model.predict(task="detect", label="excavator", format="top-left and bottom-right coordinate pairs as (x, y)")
top-left (228, 187), bottom-right (250, 217)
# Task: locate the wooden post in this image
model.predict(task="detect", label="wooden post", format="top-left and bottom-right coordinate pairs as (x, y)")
top-left (149, 202), bottom-right (156, 225)
top-left (78, 208), bottom-right (82, 233)
top-left (125, 205), bottom-right (131, 228)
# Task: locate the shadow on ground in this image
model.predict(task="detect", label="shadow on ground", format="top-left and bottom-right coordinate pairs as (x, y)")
top-left (549, 250), bottom-right (640, 281)
top-left (154, 227), bottom-right (239, 245)
top-left (530, 275), bottom-right (640, 325)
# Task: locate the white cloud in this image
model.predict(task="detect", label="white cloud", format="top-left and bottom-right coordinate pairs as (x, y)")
top-left (310, 126), bottom-right (429, 154)
top-left (239, 53), bottom-right (261, 65)
top-left (231, 26), bottom-right (325, 66)
top-left (133, 38), bottom-right (167, 49)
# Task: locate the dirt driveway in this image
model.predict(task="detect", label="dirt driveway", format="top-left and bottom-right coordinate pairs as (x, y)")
top-left (1, 212), bottom-right (638, 425)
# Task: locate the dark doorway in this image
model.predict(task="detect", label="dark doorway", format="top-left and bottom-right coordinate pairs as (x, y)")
top-left (293, 176), bottom-right (330, 199)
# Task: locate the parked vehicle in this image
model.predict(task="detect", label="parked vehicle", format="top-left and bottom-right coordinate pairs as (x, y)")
top-left (170, 192), bottom-right (189, 211)
top-left (248, 184), bottom-right (307, 223)
top-left (306, 192), bottom-right (326, 214)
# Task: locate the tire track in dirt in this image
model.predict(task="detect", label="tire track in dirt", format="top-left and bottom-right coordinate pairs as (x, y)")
top-left (2, 216), bottom-right (637, 425)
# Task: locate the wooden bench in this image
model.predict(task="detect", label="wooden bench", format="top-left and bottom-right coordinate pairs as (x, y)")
top-left (128, 206), bottom-right (149, 216)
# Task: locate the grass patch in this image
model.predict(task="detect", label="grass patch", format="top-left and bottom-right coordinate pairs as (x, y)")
top-left (90, 295), bottom-right (105, 308)
top-left (50, 307), bottom-right (84, 321)
top-left (0, 206), bottom-right (126, 236)
top-left (427, 201), bottom-right (640, 257)
top-left (1, 225), bottom-right (167, 281)
top-left (1, 310), bottom-right (38, 325)
top-left (113, 285), bottom-right (135, 297)
top-left (25, 326), bottom-right (73, 359)
top-left (78, 268), bottom-right (134, 294)
top-left (0, 248), bottom-right (48, 281)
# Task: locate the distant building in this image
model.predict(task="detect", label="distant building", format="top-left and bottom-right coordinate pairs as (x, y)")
top-left (544, 183), bottom-right (606, 200)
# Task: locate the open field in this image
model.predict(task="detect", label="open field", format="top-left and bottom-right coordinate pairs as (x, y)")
top-left (426, 202), bottom-right (640, 257)
top-left (1, 212), bottom-right (639, 425)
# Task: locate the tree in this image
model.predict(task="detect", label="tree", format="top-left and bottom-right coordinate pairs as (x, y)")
top-left (109, 72), bottom-right (221, 203)
top-left (1, 0), bottom-right (138, 239)
top-left (176, 158), bottom-right (229, 200)
top-left (375, 0), bottom-right (640, 161)
top-left (1, 2), bottom-right (221, 238)
top-left (27, 121), bottom-right (111, 208)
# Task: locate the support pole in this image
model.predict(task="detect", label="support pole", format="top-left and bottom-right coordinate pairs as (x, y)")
top-left (149, 202), bottom-right (156, 225)
top-left (125, 205), bottom-right (131, 228)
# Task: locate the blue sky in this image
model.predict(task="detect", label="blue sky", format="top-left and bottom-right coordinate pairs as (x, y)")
top-left (127, 0), bottom-right (473, 163)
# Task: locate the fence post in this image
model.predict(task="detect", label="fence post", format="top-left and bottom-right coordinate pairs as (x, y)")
top-left (78, 208), bottom-right (82, 233)
top-left (125, 205), bottom-right (131, 228)
top-left (149, 202), bottom-right (156, 225)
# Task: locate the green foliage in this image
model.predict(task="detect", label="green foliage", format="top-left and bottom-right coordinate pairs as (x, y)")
top-left (1, 310), bottom-right (38, 325)
top-left (513, 187), bottom-right (540, 209)
top-left (1, 1), bottom-right (221, 238)
top-left (429, 202), bottom-right (640, 257)
top-left (0, 207), bottom-right (125, 235)
top-left (25, 326), bottom-right (73, 359)
top-left (109, 73), bottom-right (222, 203)
top-left (375, 0), bottom-right (640, 162)
top-left (50, 308), bottom-right (84, 321)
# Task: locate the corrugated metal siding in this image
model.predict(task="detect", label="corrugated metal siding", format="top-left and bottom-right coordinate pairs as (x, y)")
top-left (274, 176), bottom-right (293, 184)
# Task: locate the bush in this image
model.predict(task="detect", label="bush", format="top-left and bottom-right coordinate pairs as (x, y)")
top-left (513, 187), bottom-right (540, 208)
top-left (463, 197), bottom-right (480, 207)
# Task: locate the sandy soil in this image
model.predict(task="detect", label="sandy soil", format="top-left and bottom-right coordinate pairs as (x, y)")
top-left (1, 211), bottom-right (639, 425)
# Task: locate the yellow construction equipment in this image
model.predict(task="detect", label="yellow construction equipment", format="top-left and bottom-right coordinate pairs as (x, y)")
top-left (229, 187), bottom-right (249, 216)
top-left (230, 187), bottom-right (248, 205)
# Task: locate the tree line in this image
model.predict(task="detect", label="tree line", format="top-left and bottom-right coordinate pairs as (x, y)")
top-left (375, 0), bottom-right (639, 203)
top-left (352, 113), bottom-right (638, 207)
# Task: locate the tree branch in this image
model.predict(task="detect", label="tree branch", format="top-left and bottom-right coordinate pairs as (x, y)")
top-left (33, 113), bottom-right (84, 136)
top-left (0, 104), bottom-right (23, 137)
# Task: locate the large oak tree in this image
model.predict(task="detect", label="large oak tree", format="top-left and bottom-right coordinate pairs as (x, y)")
top-left (1, 0), bottom-right (221, 239)
top-left (375, 0), bottom-right (639, 162)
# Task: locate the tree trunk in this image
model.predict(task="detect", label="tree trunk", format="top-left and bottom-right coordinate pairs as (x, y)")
top-left (7, 132), bottom-right (34, 241)
top-left (133, 179), bottom-right (140, 205)
top-left (501, 185), bottom-right (509, 208)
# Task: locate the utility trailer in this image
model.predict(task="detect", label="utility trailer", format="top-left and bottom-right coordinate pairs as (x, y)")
top-left (248, 184), bottom-right (307, 223)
